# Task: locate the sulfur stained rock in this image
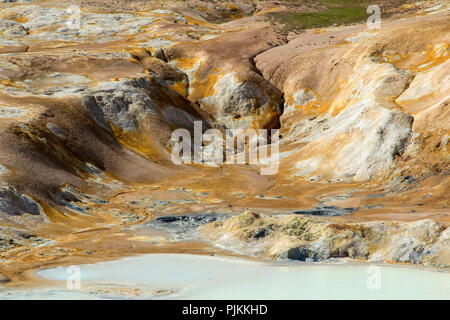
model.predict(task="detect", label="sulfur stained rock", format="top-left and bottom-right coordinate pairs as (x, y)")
top-left (389, 238), bottom-right (425, 264)
top-left (200, 213), bottom-right (450, 268)
top-left (275, 58), bottom-right (415, 182)
top-left (294, 101), bottom-right (413, 181)
top-left (254, 13), bottom-right (448, 186)
top-left (0, 19), bottom-right (28, 36)
top-left (82, 78), bottom-right (160, 133)
top-left (165, 22), bottom-right (285, 130)
top-left (83, 77), bottom-right (201, 133)
top-left (198, 72), bottom-right (283, 129)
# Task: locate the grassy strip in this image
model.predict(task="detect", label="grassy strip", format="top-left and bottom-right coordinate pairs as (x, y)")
top-left (267, 7), bottom-right (367, 32)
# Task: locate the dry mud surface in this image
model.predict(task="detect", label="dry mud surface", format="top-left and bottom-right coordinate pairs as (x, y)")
top-left (0, 0), bottom-right (449, 293)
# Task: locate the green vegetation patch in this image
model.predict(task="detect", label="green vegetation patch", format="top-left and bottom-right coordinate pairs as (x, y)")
top-left (267, 7), bottom-right (367, 32)
top-left (238, 210), bottom-right (260, 227)
top-left (282, 217), bottom-right (321, 241)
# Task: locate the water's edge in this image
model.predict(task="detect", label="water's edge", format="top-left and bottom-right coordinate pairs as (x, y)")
top-left (2, 253), bottom-right (449, 300)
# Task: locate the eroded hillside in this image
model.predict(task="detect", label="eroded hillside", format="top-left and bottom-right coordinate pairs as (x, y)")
top-left (0, 0), bottom-right (448, 284)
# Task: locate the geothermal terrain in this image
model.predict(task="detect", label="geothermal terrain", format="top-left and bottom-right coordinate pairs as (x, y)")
top-left (0, 0), bottom-right (449, 290)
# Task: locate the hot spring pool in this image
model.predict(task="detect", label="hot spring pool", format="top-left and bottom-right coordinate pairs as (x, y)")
top-left (3, 254), bottom-right (449, 299)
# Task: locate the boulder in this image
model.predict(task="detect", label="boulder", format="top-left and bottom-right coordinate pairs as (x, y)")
top-left (0, 187), bottom-right (42, 216)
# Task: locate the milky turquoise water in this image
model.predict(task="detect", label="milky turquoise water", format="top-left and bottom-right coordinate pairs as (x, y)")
top-left (2, 254), bottom-right (449, 299)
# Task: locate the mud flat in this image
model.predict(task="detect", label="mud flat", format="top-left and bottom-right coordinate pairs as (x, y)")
top-left (1, 254), bottom-right (449, 299)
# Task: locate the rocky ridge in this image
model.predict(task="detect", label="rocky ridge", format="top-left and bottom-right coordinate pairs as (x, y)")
top-left (200, 210), bottom-right (450, 268)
